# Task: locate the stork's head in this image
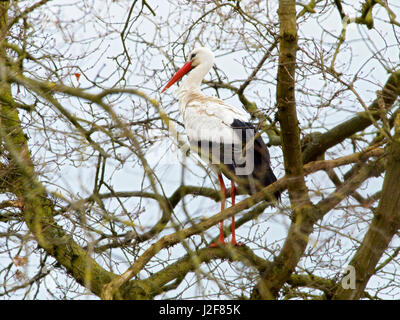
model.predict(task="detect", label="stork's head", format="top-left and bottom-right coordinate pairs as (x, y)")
top-left (161, 47), bottom-right (214, 93)
top-left (188, 47), bottom-right (214, 70)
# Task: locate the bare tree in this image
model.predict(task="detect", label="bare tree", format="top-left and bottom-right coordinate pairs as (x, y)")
top-left (0, 0), bottom-right (400, 300)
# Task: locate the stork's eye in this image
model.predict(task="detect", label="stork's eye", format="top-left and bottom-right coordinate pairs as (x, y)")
top-left (190, 53), bottom-right (197, 60)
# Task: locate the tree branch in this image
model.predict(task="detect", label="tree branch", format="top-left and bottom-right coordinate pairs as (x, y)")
top-left (333, 113), bottom-right (400, 299)
top-left (302, 69), bottom-right (400, 164)
top-left (251, 0), bottom-right (316, 300)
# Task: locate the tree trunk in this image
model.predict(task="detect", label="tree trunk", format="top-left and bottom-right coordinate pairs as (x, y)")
top-left (251, 0), bottom-right (316, 299)
top-left (333, 112), bottom-right (400, 299)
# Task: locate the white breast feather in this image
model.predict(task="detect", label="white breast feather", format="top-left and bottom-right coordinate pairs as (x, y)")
top-left (182, 100), bottom-right (249, 145)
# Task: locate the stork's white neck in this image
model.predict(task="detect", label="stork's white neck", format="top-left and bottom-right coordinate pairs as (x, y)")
top-left (175, 47), bottom-right (214, 115)
top-left (176, 65), bottom-right (210, 116)
top-left (178, 62), bottom-right (211, 94)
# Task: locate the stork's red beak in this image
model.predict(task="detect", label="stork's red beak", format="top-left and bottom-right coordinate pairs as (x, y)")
top-left (161, 61), bottom-right (193, 93)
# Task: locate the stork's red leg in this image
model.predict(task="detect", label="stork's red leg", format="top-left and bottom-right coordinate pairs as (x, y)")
top-left (211, 173), bottom-right (226, 247)
top-left (230, 180), bottom-right (238, 246)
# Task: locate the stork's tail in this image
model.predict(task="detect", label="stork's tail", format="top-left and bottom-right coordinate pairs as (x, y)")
top-left (262, 166), bottom-right (281, 201)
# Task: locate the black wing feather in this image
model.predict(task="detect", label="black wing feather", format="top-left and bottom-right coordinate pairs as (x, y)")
top-left (191, 119), bottom-right (280, 200)
top-left (230, 119), bottom-right (280, 200)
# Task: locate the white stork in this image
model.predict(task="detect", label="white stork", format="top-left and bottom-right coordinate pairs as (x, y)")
top-left (162, 47), bottom-right (280, 246)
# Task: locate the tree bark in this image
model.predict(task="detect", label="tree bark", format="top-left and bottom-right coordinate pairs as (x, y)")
top-left (0, 1), bottom-right (146, 300)
top-left (251, 0), bottom-right (316, 299)
top-left (333, 112), bottom-right (400, 299)
top-left (302, 70), bottom-right (400, 164)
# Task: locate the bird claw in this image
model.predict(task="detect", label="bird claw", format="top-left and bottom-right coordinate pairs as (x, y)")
top-left (231, 241), bottom-right (243, 247)
top-left (210, 240), bottom-right (242, 247)
top-left (210, 242), bottom-right (225, 248)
